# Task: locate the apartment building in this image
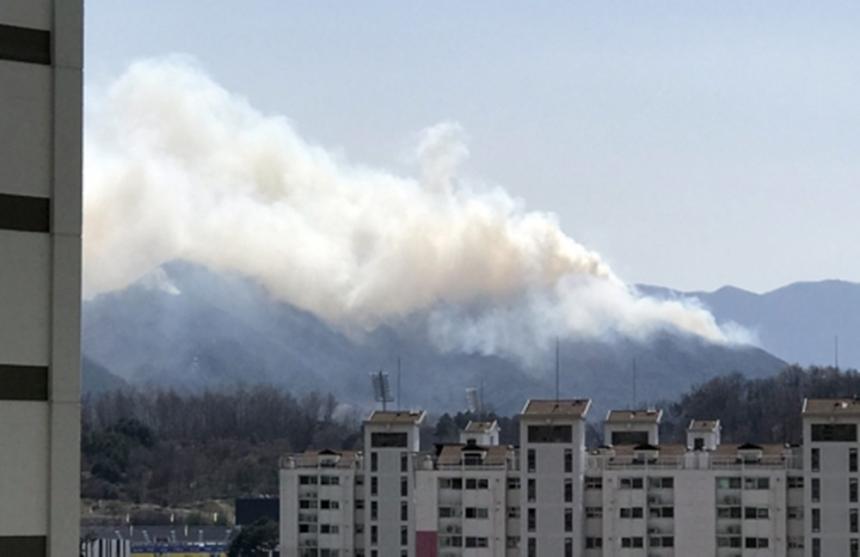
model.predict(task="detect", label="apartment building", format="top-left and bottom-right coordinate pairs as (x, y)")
top-left (0, 2), bottom-right (83, 556)
top-left (280, 398), bottom-right (859, 557)
top-left (802, 399), bottom-right (860, 557)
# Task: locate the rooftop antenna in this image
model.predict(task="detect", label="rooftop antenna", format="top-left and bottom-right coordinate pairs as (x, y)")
top-left (555, 337), bottom-right (560, 401)
top-left (370, 369), bottom-right (393, 411)
top-left (632, 358), bottom-right (638, 408)
top-left (466, 387), bottom-right (480, 413)
top-left (397, 356), bottom-right (402, 410)
top-left (835, 335), bottom-right (840, 370)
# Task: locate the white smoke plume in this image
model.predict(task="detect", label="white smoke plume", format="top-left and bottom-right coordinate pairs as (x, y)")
top-left (84, 57), bottom-right (745, 363)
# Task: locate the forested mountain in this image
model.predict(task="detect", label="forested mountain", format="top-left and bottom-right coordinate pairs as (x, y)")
top-left (639, 280), bottom-right (860, 370)
top-left (82, 261), bottom-right (784, 415)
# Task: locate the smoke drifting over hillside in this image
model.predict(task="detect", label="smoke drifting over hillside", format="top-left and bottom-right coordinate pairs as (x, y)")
top-left (84, 58), bottom-right (744, 363)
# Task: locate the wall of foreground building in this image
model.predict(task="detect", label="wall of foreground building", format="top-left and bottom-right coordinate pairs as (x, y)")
top-left (280, 399), bottom-right (860, 557)
top-left (0, 2), bottom-right (83, 556)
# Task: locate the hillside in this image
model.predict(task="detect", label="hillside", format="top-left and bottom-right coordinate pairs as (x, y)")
top-left (82, 262), bottom-right (786, 415)
top-left (639, 280), bottom-right (860, 371)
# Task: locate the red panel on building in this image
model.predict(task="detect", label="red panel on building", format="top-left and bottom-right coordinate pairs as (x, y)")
top-left (416, 531), bottom-right (438, 557)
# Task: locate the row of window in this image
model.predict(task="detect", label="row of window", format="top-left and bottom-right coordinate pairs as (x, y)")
top-left (525, 537), bottom-right (574, 557)
top-left (524, 507), bottom-right (574, 532)
top-left (618, 505), bottom-right (675, 519)
top-left (716, 537), bottom-right (769, 549)
top-left (299, 475), bottom-right (342, 486)
top-left (368, 450), bottom-right (410, 472)
top-left (526, 448), bottom-right (574, 473)
top-left (367, 524), bottom-right (408, 547)
top-left (298, 499), bottom-right (340, 510)
top-left (810, 507), bottom-right (859, 533)
top-left (810, 477), bottom-right (859, 503)
top-left (297, 523), bottom-right (340, 534)
top-left (438, 536), bottom-right (489, 548)
top-left (369, 475), bottom-right (408, 496)
top-left (438, 506), bottom-right (489, 519)
top-left (438, 477), bottom-right (490, 489)
top-left (810, 538), bottom-right (860, 557)
top-left (716, 476), bottom-right (770, 490)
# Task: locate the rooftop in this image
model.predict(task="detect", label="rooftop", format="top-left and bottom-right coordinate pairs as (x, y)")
top-left (803, 398), bottom-right (860, 417)
top-left (436, 444), bottom-right (512, 467)
top-left (365, 410), bottom-right (426, 425)
top-left (688, 419), bottom-right (720, 431)
top-left (464, 420), bottom-right (498, 433)
top-left (521, 399), bottom-right (591, 418)
top-left (605, 409), bottom-right (663, 424)
top-left (284, 450), bottom-right (360, 469)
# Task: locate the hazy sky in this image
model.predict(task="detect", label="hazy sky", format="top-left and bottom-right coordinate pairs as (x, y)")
top-left (85, 2), bottom-right (860, 293)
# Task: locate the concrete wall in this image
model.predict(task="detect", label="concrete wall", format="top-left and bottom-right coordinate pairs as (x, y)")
top-left (0, 1), bottom-right (82, 555)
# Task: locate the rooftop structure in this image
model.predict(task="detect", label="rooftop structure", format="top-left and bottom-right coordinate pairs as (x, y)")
top-left (520, 398), bottom-right (591, 418)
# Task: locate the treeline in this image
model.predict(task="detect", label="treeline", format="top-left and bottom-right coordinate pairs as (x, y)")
top-left (659, 365), bottom-right (860, 445)
top-left (81, 387), bottom-right (362, 506)
top-left (82, 365), bottom-right (860, 511)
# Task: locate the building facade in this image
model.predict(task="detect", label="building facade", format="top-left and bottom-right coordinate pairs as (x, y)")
top-left (0, 2), bottom-right (82, 556)
top-left (280, 398), bottom-right (860, 557)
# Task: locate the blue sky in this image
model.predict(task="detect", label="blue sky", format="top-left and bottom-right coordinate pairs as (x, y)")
top-left (85, 1), bottom-right (860, 292)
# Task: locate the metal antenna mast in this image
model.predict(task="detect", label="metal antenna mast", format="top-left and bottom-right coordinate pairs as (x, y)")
top-left (555, 337), bottom-right (560, 401)
top-left (397, 356), bottom-right (402, 410)
top-left (632, 358), bottom-right (638, 408)
top-left (370, 369), bottom-right (393, 411)
top-left (835, 335), bottom-right (840, 370)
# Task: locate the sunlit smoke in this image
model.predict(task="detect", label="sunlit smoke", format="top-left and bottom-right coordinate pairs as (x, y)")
top-left (84, 57), bottom-right (746, 365)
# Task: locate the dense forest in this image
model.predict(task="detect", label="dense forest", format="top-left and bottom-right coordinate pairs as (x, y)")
top-left (81, 387), bottom-right (362, 506)
top-left (82, 365), bottom-right (860, 520)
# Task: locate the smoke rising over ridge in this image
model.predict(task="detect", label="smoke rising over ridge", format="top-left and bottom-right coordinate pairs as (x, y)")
top-left (84, 58), bottom-right (745, 363)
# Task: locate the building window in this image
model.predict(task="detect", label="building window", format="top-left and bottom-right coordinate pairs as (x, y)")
top-left (565, 537), bottom-right (573, 557)
top-left (852, 538), bottom-right (859, 557)
top-left (400, 525), bottom-right (408, 546)
top-left (465, 537), bottom-right (488, 548)
top-left (585, 476), bottom-right (603, 490)
top-left (621, 537), bottom-right (644, 548)
top-left (371, 432), bottom-right (409, 447)
top-left (585, 507), bottom-right (602, 518)
top-left (527, 508), bottom-right (536, 532)
top-left (585, 537), bottom-right (603, 548)
top-left (527, 478), bottom-right (536, 502)
top-left (507, 506), bottom-right (520, 518)
top-left (744, 506), bottom-right (768, 519)
top-left (370, 452), bottom-right (378, 472)
top-left (401, 452), bottom-right (408, 472)
top-left (812, 478), bottom-right (821, 502)
top-left (745, 538), bottom-right (769, 549)
top-left (527, 537), bottom-right (537, 557)
top-left (564, 448), bottom-right (573, 473)
top-left (401, 500), bottom-right (408, 521)
top-left (564, 508), bottom-right (573, 532)
top-left (401, 476), bottom-right (408, 497)
top-left (853, 449), bottom-right (859, 472)
top-left (370, 525), bottom-right (378, 545)
top-left (852, 478), bottom-right (859, 503)
top-left (528, 424), bottom-right (572, 443)
top-left (812, 448), bottom-right (820, 472)
top-left (564, 478), bottom-right (573, 502)
top-left (812, 508), bottom-right (821, 532)
top-left (852, 508), bottom-right (859, 533)
top-left (620, 507), bottom-right (644, 519)
top-left (649, 477), bottom-right (674, 489)
top-left (465, 507), bottom-right (489, 519)
top-left (743, 477), bottom-right (769, 490)
top-left (370, 501), bottom-right (378, 521)
top-left (507, 477), bottom-right (521, 489)
top-left (788, 476), bottom-right (804, 489)
top-left (812, 423), bottom-right (858, 442)
top-left (812, 538), bottom-right (821, 557)
top-left (620, 477), bottom-right (644, 489)
top-left (716, 477), bottom-right (742, 490)
top-left (527, 449), bottom-right (536, 473)
top-left (370, 476), bottom-right (377, 496)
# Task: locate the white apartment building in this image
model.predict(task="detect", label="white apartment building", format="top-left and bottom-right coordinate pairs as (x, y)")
top-left (280, 398), bottom-right (860, 557)
top-left (0, 2), bottom-right (82, 556)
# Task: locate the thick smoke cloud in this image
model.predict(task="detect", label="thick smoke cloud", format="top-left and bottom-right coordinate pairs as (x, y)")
top-left (84, 58), bottom-right (744, 363)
